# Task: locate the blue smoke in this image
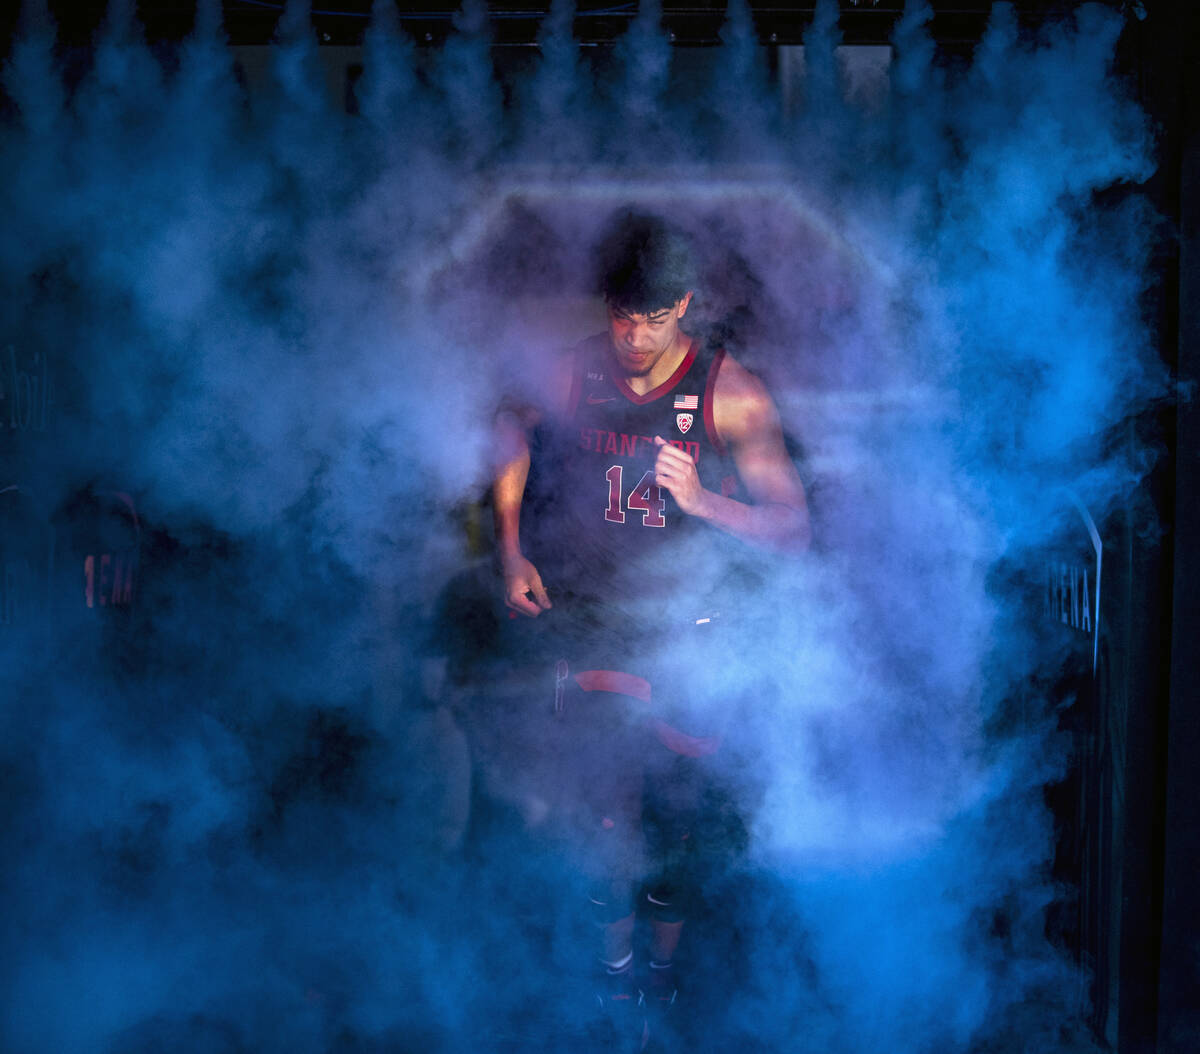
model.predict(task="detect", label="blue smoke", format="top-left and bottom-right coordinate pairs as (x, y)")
top-left (0, 0), bottom-right (1161, 1051)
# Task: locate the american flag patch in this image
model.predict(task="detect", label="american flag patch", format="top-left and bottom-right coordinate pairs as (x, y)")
top-left (674, 394), bottom-right (698, 410)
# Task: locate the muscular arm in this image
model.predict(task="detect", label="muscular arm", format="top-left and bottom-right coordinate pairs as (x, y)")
top-left (492, 353), bottom-right (575, 616)
top-left (493, 412), bottom-right (551, 616)
top-left (652, 355), bottom-right (810, 553)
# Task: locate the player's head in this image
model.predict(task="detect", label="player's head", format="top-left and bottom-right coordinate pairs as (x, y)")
top-left (595, 209), bottom-right (696, 316)
top-left (595, 210), bottom-right (696, 377)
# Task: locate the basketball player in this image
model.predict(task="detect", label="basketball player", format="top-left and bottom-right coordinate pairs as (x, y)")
top-left (492, 210), bottom-right (809, 1049)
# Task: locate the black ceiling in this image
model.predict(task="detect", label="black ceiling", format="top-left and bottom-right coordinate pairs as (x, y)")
top-left (3, 1), bottom-right (1141, 51)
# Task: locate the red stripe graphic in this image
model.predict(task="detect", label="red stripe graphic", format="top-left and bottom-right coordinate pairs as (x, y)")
top-left (574, 669), bottom-right (652, 702)
top-left (652, 719), bottom-right (722, 757)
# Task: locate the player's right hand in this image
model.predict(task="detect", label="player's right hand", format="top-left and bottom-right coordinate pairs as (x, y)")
top-left (502, 553), bottom-right (553, 617)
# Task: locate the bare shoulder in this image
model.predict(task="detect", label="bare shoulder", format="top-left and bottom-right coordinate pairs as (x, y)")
top-left (712, 351), bottom-right (781, 444)
top-left (710, 349), bottom-right (806, 524)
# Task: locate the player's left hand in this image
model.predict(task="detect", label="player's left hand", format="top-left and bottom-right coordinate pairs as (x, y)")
top-left (653, 436), bottom-right (709, 518)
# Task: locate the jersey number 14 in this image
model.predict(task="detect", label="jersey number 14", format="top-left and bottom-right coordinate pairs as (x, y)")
top-left (604, 465), bottom-right (666, 527)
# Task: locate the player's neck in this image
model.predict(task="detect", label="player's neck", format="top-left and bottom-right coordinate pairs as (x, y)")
top-left (623, 334), bottom-right (691, 396)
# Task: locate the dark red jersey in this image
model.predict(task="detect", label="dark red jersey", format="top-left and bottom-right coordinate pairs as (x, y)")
top-left (525, 333), bottom-right (740, 636)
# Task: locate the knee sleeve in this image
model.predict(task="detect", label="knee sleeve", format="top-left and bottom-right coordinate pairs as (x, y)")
top-left (582, 807), bottom-right (645, 926)
top-left (643, 823), bottom-right (694, 923)
top-left (644, 881), bottom-right (688, 924)
top-left (589, 882), bottom-right (636, 925)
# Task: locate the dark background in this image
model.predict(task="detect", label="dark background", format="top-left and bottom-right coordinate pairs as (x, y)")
top-left (1, 3), bottom-right (1195, 1052)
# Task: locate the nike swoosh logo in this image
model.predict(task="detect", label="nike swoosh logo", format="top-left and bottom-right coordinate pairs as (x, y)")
top-left (586, 395), bottom-right (617, 404)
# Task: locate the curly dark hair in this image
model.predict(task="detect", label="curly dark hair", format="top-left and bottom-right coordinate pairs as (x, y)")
top-left (593, 209), bottom-right (696, 314)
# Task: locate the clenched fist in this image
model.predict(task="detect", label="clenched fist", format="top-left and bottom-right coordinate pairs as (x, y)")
top-left (653, 436), bottom-right (709, 518)
top-left (502, 551), bottom-right (553, 617)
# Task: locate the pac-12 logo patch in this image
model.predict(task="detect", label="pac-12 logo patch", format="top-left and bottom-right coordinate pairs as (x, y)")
top-left (676, 413), bottom-right (694, 434)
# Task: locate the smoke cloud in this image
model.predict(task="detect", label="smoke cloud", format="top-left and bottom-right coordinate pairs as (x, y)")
top-left (0, 0), bottom-right (1162, 1051)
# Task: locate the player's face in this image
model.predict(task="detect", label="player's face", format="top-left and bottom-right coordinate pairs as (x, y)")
top-left (607, 294), bottom-right (692, 378)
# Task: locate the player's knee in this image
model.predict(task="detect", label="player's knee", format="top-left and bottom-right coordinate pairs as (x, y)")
top-left (588, 885), bottom-right (636, 926)
top-left (644, 882), bottom-right (688, 924)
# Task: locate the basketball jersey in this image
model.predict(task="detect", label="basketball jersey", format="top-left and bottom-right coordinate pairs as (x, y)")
top-left (525, 333), bottom-right (740, 637)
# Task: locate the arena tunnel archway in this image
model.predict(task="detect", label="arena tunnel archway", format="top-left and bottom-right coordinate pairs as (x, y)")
top-left (412, 168), bottom-right (945, 520)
